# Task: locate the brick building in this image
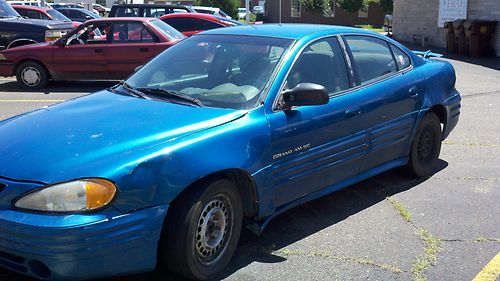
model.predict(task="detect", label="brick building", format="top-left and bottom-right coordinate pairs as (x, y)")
top-left (393, 0), bottom-right (499, 56)
top-left (265, 1), bottom-right (386, 26)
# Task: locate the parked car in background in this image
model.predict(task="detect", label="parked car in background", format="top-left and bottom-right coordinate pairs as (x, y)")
top-left (0, 24), bottom-right (460, 281)
top-left (55, 7), bottom-right (100, 22)
top-left (0, 0), bottom-right (73, 50)
top-left (109, 4), bottom-right (195, 18)
top-left (191, 6), bottom-right (231, 19)
top-left (237, 7), bottom-right (246, 20)
top-left (50, 2), bottom-right (99, 14)
top-left (91, 3), bottom-right (110, 16)
top-left (12, 5), bottom-right (81, 28)
top-left (0, 17), bottom-right (184, 89)
top-left (252, 5), bottom-right (264, 14)
top-left (160, 13), bottom-right (242, 36)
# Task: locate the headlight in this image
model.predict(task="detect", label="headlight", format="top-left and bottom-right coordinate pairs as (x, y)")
top-left (45, 30), bottom-right (67, 42)
top-left (0, 54), bottom-right (7, 61)
top-left (14, 178), bottom-right (117, 212)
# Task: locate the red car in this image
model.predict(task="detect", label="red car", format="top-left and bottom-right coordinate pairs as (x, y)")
top-left (0, 18), bottom-right (184, 89)
top-left (12, 5), bottom-right (81, 28)
top-left (160, 13), bottom-right (242, 37)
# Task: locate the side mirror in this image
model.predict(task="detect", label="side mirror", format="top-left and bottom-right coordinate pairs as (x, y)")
top-left (85, 15), bottom-right (92, 19)
top-left (281, 83), bottom-right (329, 110)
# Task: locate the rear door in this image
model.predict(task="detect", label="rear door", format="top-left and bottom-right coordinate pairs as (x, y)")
top-left (266, 37), bottom-right (366, 207)
top-left (342, 35), bottom-right (425, 172)
top-left (106, 21), bottom-right (159, 79)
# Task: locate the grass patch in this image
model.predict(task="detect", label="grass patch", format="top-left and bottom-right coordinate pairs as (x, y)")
top-left (276, 249), bottom-right (403, 273)
top-left (356, 24), bottom-right (384, 32)
top-left (386, 197), bottom-right (413, 223)
top-left (412, 228), bottom-right (441, 281)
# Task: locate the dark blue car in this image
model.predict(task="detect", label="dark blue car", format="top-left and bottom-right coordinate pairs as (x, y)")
top-left (0, 24), bottom-right (460, 280)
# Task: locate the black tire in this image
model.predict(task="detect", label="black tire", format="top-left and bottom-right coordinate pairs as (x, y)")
top-left (161, 179), bottom-right (243, 280)
top-left (406, 112), bottom-right (442, 177)
top-left (15, 61), bottom-right (49, 90)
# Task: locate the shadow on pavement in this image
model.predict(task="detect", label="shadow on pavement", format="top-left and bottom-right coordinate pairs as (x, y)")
top-left (0, 161), bottom-right (448, 281)
top-left (0, 80), bottom-right (118, 94)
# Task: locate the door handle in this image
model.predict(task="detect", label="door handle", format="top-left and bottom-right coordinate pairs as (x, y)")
top-left (94, 48), bottom-right (104, 53)
top-left (139, 47), bottom-right (149, 52)
top-left (345, 106), bottom-right (361, 118)
top-left (409, 86), bottom-right (419, 97)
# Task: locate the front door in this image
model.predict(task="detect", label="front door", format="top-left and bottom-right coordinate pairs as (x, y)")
top-left (52, 22), bottom-right (110, 80)
top-left (266, 37), bottom-right (367, 207)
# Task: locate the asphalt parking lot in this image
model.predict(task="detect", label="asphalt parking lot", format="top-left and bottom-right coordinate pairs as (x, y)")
top-left (0, 55), bottom-right (498, 281)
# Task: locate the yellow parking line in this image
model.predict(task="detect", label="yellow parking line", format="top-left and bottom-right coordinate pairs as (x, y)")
top-left (0, 100), bottom-right (65, 102)
top-left (473, 252), bottom-right (500, 281)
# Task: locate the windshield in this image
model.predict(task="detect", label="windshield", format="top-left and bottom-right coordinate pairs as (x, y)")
top-left (149, 19), bottom-right (184, 40)
top-left (47, 9), bottom-right (71, 21)
top-left (126, 34), bottom-right (293, 109)
top-left (0, 1), bottom-right (21, 18)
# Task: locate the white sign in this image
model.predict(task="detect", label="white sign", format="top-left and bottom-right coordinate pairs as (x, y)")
top-left (438, 0), bottom-right (468, 27)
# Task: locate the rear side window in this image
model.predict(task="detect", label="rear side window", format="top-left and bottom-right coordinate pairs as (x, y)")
top-left (112, 22), bottom-right (155, 43)
top-left (163, 17), bottom-right (197, 32)
top-left (26, 10), bottom-right (49, 20)
top-left (287, 37), bottom-right (350, 95)
top-left (199, 19), bottom-right (223, 30)
top-left (390, 44), bottom-right (411, 70)
top-left (116, 7), bottom-right (139, 17)
top-left (344, 35), bottom-right (397, 85)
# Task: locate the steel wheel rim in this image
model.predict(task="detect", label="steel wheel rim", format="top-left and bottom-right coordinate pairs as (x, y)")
top-left (417, 128), bottom-right (435, 163)
top-left (21, 67), bottom-right (41, 87)
top-left (195, 195), bottom-right (232, 263)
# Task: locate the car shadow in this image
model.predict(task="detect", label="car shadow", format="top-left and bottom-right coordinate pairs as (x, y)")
top-left (0, 80), bottom-right (118, 94)
top-left (0, 161), bottom-right (448, 281)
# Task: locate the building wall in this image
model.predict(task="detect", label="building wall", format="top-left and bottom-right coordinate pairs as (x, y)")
top-left (266, 1), bottom-right (385, 27)
top-left (393, 0), bottom-right (500, 56)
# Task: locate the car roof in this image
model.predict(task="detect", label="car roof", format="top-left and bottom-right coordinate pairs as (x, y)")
top-left (86, 17), bottom-right (154, 23)
top-left (112, 4), bottom-right (189, 8)
top-left (161, 12), bottom-right (218, 20)
top-left (201, 23), bottom-right (370, 39)
top-left (11, 4), bottom-right (49, 11)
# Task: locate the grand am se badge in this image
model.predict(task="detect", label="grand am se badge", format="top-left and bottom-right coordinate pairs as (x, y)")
top-left (273, 143), bottom-right (312, 160)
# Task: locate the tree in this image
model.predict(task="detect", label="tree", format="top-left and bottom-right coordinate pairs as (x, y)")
top-left (378, 0), bottom-right (393, 13)
top-left (300, 0), bottom-right (332, 14)
top-left (194, 0), bottom-right (239, 19)
top-left (336, 0), bottom-right (364, 13)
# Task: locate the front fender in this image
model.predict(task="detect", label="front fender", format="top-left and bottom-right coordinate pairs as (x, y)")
top-left (111, 107), bottom-right (272, 214)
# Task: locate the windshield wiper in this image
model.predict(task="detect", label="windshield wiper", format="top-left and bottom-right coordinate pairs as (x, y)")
top-left (136, 87), bottom-right (204, 107)
top-left (115, 81), bottom-right (150, 100)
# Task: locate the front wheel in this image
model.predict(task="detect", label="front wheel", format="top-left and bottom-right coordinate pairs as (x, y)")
top-left (15, 61), bottom-right (49, 90)
top-left (161, 179), bottom-right (242, 280)
top-left (406, 112), bottom-right (442, 177)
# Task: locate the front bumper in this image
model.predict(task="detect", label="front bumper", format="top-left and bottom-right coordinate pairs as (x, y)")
top-left (0, 61), bottom-right (14, 77)
top-left (0, 204), bottom-right (168, 280)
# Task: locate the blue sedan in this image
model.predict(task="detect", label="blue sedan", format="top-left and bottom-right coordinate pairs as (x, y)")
top-left (0, 24), bottom-right (460, 280)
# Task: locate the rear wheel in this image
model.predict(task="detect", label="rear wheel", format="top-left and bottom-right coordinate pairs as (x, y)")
top-left (162, 179), bottom-right (242, 280)
top-left (16, 61), bottom-right (49, 90)
top-left (406, 112), bottom-right (442, 177)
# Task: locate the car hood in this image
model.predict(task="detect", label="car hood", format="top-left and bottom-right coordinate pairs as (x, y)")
top-left (2, 41), bottom-right (53, 53)
top-left (0, 17), bottom-right (73, 29)
top-left (0, 90), bottom-right (247, 183)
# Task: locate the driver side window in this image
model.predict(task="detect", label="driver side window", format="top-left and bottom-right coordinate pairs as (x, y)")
top-left (286, 37), bottom-right (350, 95)
top-left (68, 23), bottom-right (109, 45)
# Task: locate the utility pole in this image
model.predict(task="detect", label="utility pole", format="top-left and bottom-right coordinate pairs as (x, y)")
top-left (245, 0), bottom-right (250, 22)
top-left (279, 0), bottom-right (281, 23)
